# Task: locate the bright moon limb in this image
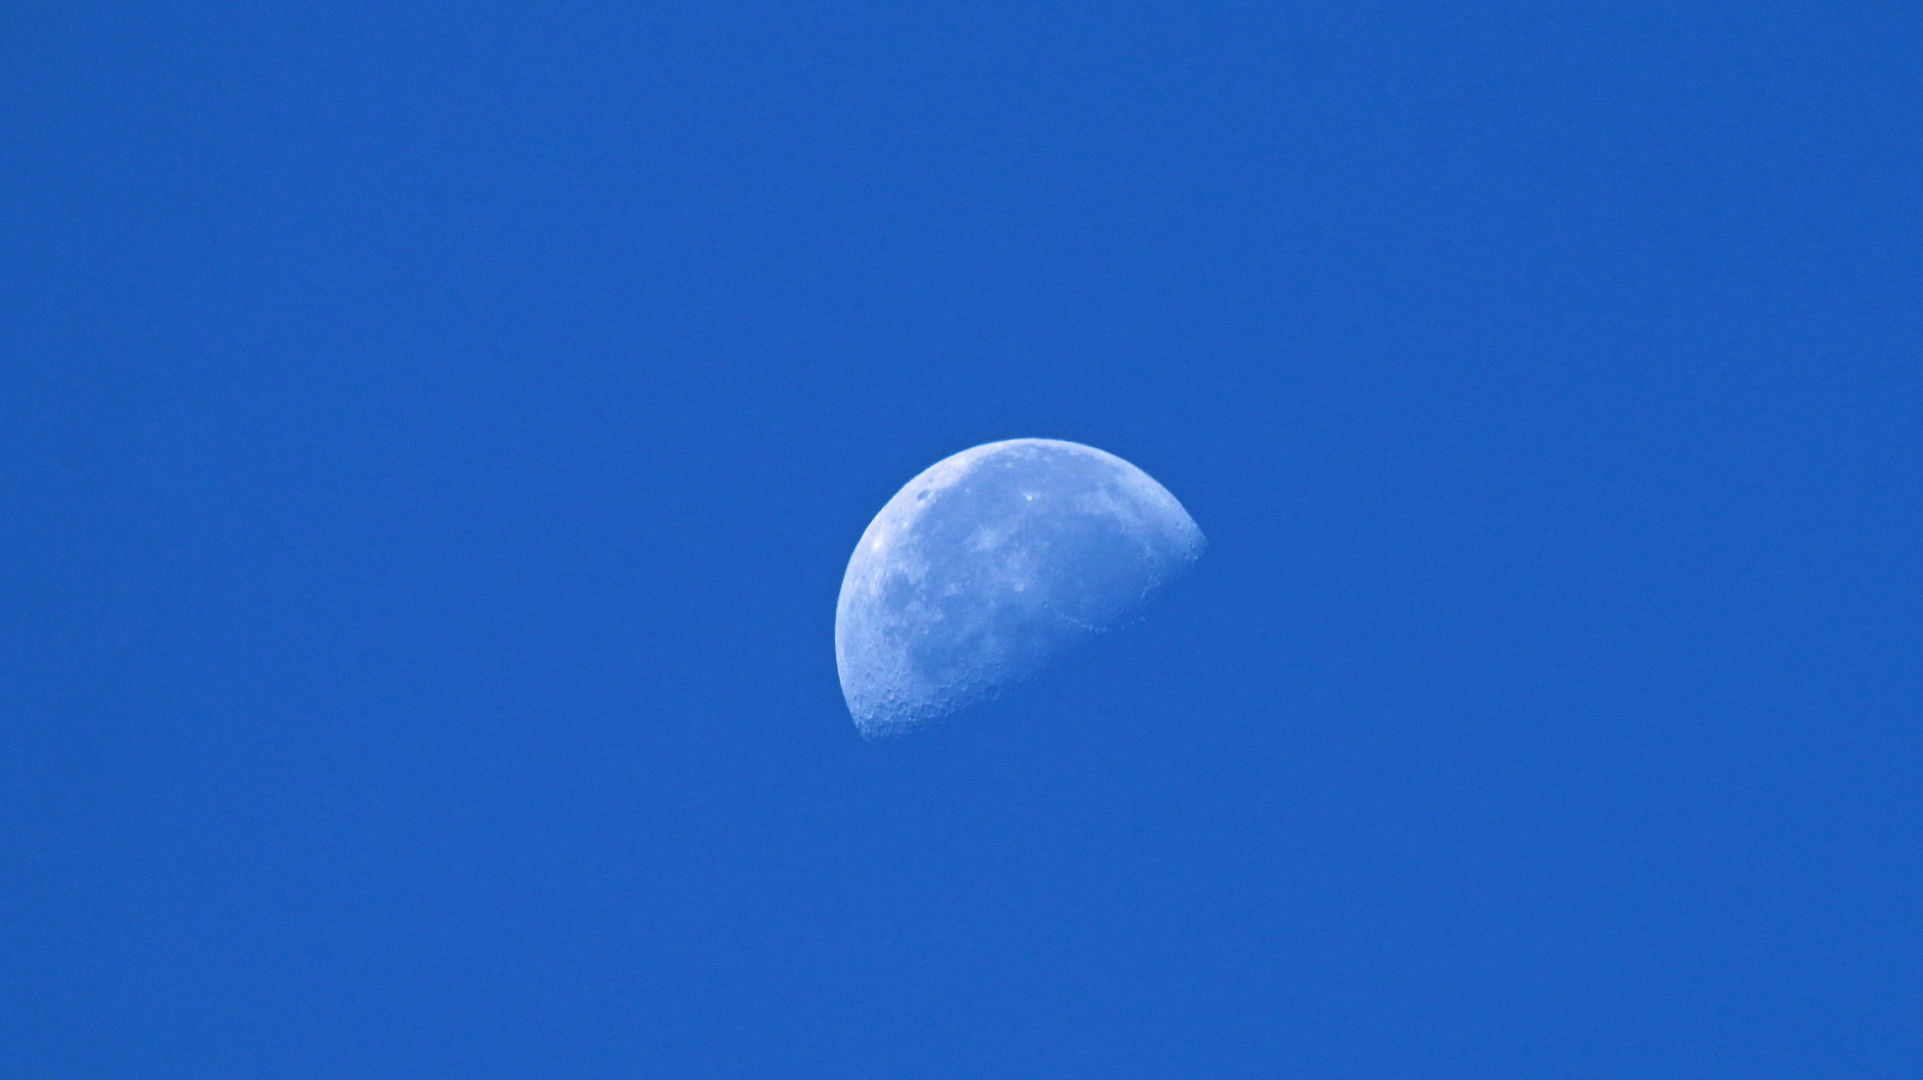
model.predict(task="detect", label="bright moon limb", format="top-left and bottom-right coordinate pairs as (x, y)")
top-left (835, 438), bottom-right (1204, 737)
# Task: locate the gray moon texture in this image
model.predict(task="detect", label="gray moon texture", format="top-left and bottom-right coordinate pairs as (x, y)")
top-left (835, 438), bottom-right (1204, 738)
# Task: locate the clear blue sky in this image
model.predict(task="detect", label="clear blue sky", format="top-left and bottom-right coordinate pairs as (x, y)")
top-left (4, 3), bottom-right (1919, 1076)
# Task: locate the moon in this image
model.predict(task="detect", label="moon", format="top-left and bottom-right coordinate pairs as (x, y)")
top-left (835, 438), bottom-right (1205, 737)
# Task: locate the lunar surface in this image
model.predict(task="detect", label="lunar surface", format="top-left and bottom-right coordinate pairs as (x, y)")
top-left (835, 438), bottom-right (1204, 737)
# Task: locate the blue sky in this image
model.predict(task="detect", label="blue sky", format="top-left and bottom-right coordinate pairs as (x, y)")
top-left (5, 3), bottom-right (1920, 1076)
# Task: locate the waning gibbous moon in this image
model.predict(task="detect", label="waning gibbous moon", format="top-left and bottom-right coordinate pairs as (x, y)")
top-left (835, 438), bottom-right (1204, 738)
